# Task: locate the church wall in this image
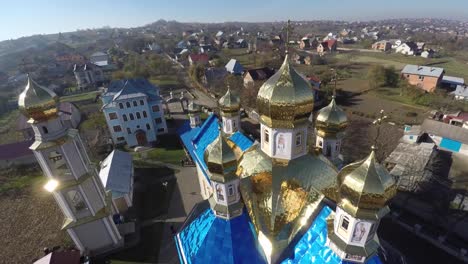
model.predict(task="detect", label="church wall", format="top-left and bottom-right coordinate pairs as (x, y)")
top-left (81, 177), bottom-right (106, 213)
top-left (72, 219), bottom-right (115, 252)
top-left (260, 124), bottom-right (308, 160)
top-left (61, 141), bottom-right (87, 178)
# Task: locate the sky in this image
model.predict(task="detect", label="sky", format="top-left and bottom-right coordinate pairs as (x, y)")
top-left (1, 0), bottom-right (467, 41)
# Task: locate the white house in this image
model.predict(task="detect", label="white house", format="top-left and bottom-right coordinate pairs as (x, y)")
top-left (452, 85), bottom-right (468, 101)
top-left (101, 78), bottom-right (167, 147)
top-left (99, 150), bottom-right (134, 213)
top-left (395, 42), bottom-right (418, 55)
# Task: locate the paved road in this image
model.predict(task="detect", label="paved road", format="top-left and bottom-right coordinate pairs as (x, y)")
top-left (156, 164), bottom-right (203, 264)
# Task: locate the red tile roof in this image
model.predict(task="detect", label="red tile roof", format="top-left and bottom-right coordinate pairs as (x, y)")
top-left (189, 54), bottom-right (209, 63)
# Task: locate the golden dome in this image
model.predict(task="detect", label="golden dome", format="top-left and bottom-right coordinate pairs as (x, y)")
top-left (218, 88), bottom-right (240, 114)
top-left (237, 144), bottom-right (338, 256)
top-left (256, 55), bottom-right (314, 128)
top-left (337, 149), bottom-right (397, 219)
top-left (188, 101), bottom-right (201, 113)
top-left (18, 76), bottom-right (59, 121)
top-left (316, 96), bottom-right (347, 135)
top-left (204, 132), bottom-right (237, 182)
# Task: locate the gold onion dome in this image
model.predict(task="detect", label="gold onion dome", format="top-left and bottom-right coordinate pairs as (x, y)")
top-left (218, 88), bottom-right (240, 113)
top-left (316, 96), bottom-right (348, 134)
top-left (188, 101), bottom-right (201, 113)
top-left (18, 75), bottom-right (59, 121)
top-left (337, 148), bottom-right (397, 219)
top-left (204, 131), bottom-right (237, 182)
top-left (256, 54), bottom-right (314, 128)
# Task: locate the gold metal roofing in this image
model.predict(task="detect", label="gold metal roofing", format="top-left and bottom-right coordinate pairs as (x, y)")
top-left (256, 55), bottom-right (314, 128)
top-left (18, 75), bottom-right (59, 121)
top-left (337, 149), bottom-right (397, 219)
top-left (236, 144), bottom-right (338, 256)
top-left (316, 96), bottom-right (348, 134)
top-left (218, 87), bottom-right (240, 113)
top-left (204, 132), bottom-right (238, 182)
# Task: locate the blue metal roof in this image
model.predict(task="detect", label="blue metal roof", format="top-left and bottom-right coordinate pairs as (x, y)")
top-left (178, 114), bottom-right (254, 184)
top-left (176, 207), bottom-right (266, 264)
top-left (229, 131), bottom-right (254, 151)
top-left (282, 206), bottom-right (383, 264)
top-left (107, 78), bottom-right (162, 101)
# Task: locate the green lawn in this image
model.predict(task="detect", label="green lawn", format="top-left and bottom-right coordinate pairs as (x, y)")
top-left (220, 48), bottom-right (256, 68)
top-left (132, 134), bottom-right (186, 165)
top-left (150, 75), bottom-right (180, 87)
top-left (61, 91), bottom-right (99, 102)
top-left (0, 174), bottom-right (43, 193)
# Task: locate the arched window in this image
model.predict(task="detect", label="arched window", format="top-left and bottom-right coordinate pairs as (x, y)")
top-left (142, 111), bottom-right (147, 118)
top-left (146, 123), bottom-right (150, 130)
top-left (42, 126), bottom-right (48, 134)
top-left (136, 112), bottom-right (141, 119)
top-left (133, 101), bottom-right (137, 107)
top-left (126, 102), bottom-right (131, 108)
top-left (140, 100), bottom-right (144, 105)
top-left (123, 114), bottom-right (128, 121)
top-left (130, 113), bottom-right (134, 120)
top-left (119, 103), bottom-right (124, 109)
top-left (66, 189), bottom-right (88, 214)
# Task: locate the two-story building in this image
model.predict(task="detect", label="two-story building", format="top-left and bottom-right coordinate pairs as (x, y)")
top-left (401, 65), bottom-right (445, 92)
top-left (101, 78), bottom-right (167, 147)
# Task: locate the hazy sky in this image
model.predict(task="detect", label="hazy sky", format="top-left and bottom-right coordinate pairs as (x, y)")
top-left (1, 0), bottom-right (467, 41)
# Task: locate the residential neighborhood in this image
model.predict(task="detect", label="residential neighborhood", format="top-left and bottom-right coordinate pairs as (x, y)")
top-left (0, 5), bottom-right (467, 264)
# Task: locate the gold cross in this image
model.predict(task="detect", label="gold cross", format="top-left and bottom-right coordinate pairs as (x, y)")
top-left (372, 109), bottom-right (388, 148)
top-left (285, 19), bottom-right (293, 54)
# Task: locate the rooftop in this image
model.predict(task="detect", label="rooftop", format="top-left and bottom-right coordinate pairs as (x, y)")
top-left (401, 65), bottom-right (444, 78)
top-left (421, 119), bottom-right (468, 144)
top-left (99, 150), bottom-right (133, 198)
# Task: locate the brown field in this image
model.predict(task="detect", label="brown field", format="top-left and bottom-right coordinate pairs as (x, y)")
top-left (0, 173), bottom-right (72, 263)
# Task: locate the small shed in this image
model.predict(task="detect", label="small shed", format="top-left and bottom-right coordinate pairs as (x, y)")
top-left (99, 150), bottom-right (134, 213)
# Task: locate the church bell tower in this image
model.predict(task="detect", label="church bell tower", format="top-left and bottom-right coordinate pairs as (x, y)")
top-left (18, 76), bottom-right (122, 254)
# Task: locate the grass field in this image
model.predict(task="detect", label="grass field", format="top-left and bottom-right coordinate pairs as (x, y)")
top-left (61, 90), bottom-right (99, 102)
top-left (150, 75), bottom-right (180, 87)
top-left (220, 48), bottom-right (256, 68)
top-left (132, 134), bottom-right (185, 165)
top-left (0, 173), bottom-right (43, 193)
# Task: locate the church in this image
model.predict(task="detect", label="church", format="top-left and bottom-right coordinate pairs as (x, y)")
top-left (176, 52), bottom-right (397, 264)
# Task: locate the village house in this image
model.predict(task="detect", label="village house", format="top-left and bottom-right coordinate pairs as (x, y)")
top-left (235, 39), bottom-right (248, 48)
top-left (317, 39), bottom-right (337, 55)
top-left (403, 119), bottom-right (468, 155)
top-left (73, 63), bottom-right (105, 90)
top-left (401, 64), bottom-right (445, 92)
top-left (389, 39), bottom-right (402, 49)
top-left (451, 85), bottom-right (468, 101)
top-left (299, 37), bottom-right (318, 50)
top-left (55, 53), bottom-right (85, 65)
top-left (188, 54), bottom-right (209, 66)
top-left (396, 42), bottom-right (418, 55)
top-left (421, 49), bottom-right (435, 58)
top-left (372, 40), bottom-right (392, 51)
top-left (199, 44), bottom-right (216, 54)
top-left (90, 51), bottom-right (110, 66)
top-left (442, 111), bottom-right (468, 127)
top-left (225, 59), bottom-right (244, 75)
top-left (243, 67), bottom-right (275, 88)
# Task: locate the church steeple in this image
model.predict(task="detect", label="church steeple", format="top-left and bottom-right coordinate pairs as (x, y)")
top-left (204, 129), bottom-right (243, 219)
top-left (256, 54), bottom-right (314, 161)
top-left (18, 77), bottom-right (122, 254)
top-left (326, 147), bottom-right (397, 263)
top-left (218, 87), bottom-right (240, 135)
top-left (315, 95), bottom-right (348, 167)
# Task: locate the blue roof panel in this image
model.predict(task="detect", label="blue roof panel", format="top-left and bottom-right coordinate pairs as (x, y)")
top-left (282, 206), bottom-right (383, 264)
top-left (440, 138), bottom-right (462, 152)
top-left (229, 132), bottom-right (254, 151)
top-left (177, 208), bottom-right (266, 264)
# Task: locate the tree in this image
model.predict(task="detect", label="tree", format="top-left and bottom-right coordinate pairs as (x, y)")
top-left (367, 65), bottom-right (399, 89)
